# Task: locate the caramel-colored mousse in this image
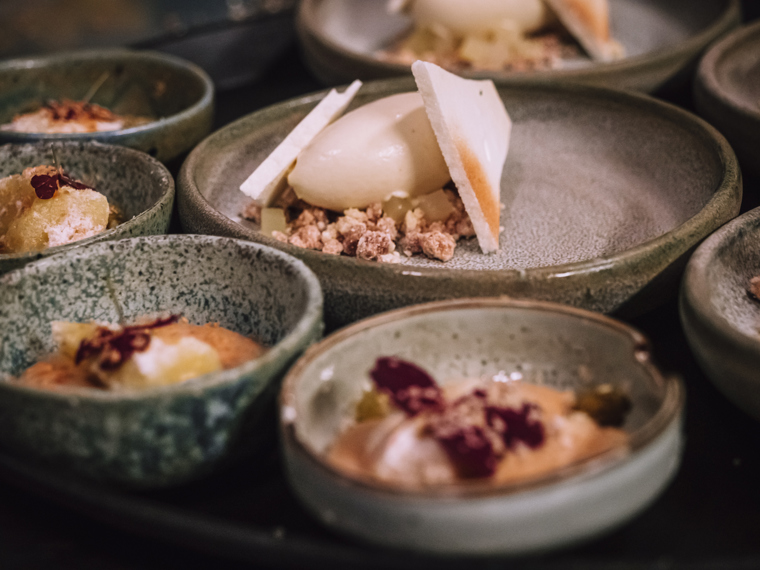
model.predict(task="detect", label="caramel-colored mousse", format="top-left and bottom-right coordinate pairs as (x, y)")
top-left (18, 322), bottom-right (265, 391)
top-left (328, 380), bottom-right (627, 488)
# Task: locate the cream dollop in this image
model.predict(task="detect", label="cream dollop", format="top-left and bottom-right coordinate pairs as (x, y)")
top-left (287, 92), bottom-right (450, 212)
top-left (406, 0), bottom-right (549, 36)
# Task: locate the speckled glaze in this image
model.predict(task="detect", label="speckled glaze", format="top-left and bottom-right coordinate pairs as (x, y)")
top-left (0, 235), bottom-right (323, 487)
top-left (178, 78), bottom-right (742, 329)
top-left (0, 49), bottom-right (214, 163)
top-left (280, 298), bottom-right (684, 554)
top-left (0, 141), bottom-right (174, 275)
top-left (297, 0), bottom-right (740, 93)
top-left (680, 207), bottom-right (760, 421)
top-left (694, 20), bottom-right (760, 180)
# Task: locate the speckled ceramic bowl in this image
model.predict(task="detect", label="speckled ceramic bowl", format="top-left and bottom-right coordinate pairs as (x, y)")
top-left (0, 49), bottom-right (214, 163)
top-left (0, 235), bottom-right (323, 488)
top-left (178, 78), bottom-right (742, 329)
top-left (280, 298), bottom-right (684, 554)
top-left (680, 207), bottom-right (760, 421)
top-left (694, 20), bottom-right (760, 180)
top-left (0, 141), bottom-right (174, 276)
top-left (297, 0), bottom-right (740, 93)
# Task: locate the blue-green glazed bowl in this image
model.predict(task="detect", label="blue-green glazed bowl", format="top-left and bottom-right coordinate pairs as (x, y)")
top-left (0, 141), bottom-right (175, 276)
top-left (0, 49), bottom-right (214, 163)
top-left (0, 235), bottom-right (324, 488)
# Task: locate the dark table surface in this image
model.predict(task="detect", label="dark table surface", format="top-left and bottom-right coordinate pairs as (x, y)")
top-left (2, 4), bottom-right (760, 569)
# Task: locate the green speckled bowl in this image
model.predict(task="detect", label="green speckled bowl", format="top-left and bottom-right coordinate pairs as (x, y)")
top-left (0, 49), bottom-right (214, 163)
top-left (694, 20), bottom-right (760, 180)
top-left (0, 141), bottom-right (175, 276)
top-left (0, 235), bottom-right (323, 488)
top-left (680, 207), bottom-right (760, 421)
top-left (297, 0), bottom-right (740, 93)
top-left (178, 78), bottom-right (742, 329)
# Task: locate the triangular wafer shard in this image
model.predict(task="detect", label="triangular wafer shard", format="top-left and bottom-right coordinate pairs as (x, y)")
top-left (412, 61), bottom-right (510, 254)
top-left (240, 80), bottom-right (363, 206)
top-left (546, 0), bottom-right (624, 62)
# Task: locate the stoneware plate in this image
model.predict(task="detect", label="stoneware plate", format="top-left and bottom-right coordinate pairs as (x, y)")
top-left (0, 49), bottom-right (214, 163)
top-left (680, 207), bottom-right (760, 421)
top-left (694, 20), bottom-right (760, 179)
top-left (279, 298), bottom-right (684, 555)
top-left (296, 0), bottom-right (740, 93)
top-left (178, 78), bottom-right (741, 329)
top-left (0, 140), bottom-right (174, 276)
top-left (0, 235), bottom-right (323, 488)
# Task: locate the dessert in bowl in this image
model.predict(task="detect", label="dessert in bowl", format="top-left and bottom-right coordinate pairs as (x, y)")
top-left (0, 141), bottom-right (174, 275)
top-left (279, 298), bottom-right (684, 554)
top-left (0, 235), bottom-right (323, 487)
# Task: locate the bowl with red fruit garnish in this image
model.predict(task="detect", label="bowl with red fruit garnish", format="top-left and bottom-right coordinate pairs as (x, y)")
top-left (279, 297), bottom-right (683, 554)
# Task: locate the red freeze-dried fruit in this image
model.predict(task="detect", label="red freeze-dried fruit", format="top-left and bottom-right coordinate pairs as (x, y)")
top-left (487, 403), bottom-right (545, 450)
top-left (31, 171), bottom-right (92, 200)
top-left (75, 315), bottom-right (180, 370)
top-left (370, 357), bottom-right (443, 415)
top-left (436, 425), bottom-right (499, 478)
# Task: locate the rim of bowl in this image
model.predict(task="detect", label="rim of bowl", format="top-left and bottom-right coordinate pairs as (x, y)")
top-left (0, 48), bottom-right (214, 141)
top-left (696, 19), bottom-right (760, 122)
top-left (180, 77), bottom-right (741, 285)
top-left (0, 234), bottom-right (324, 402)
top-left (682, 206), bottom-right (760, 359)
top-left (0, 140), bottom-right (175, 265)
top-left (297, 0), bottom-right (741, 84)
top-left (280, 297), bottom-right (683, 499)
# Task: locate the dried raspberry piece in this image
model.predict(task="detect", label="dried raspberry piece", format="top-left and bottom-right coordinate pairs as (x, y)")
top-left (436, 425), bottom-right (499, 478)
top-left (31, 170), bottom-right (92, 200)
top-left (486, 403), bottom-right (545, 450)
top-left (370, 357), bottom-right (443, 415)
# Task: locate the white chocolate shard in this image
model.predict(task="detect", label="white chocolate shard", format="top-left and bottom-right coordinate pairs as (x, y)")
top-left (412, 61), bottom-right (510, 253)
top-left (239, 80), bottom-right (363, 206)
top-left (546, 0), bottom-right (625, 61)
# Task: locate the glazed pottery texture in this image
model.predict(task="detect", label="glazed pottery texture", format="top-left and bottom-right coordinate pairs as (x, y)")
top-left (680, 207), bottom-right (760, 421)
top-left (296, 0), bottom-right (740, 92)
top-left (0, 49), bottom-right (214, 163)
top-left (0, 141), bottom-right (174, 275)
top-left (0, 235), bottom-right (323, 488)
top-left (178, 78), bottom-right (741, 329)
top-left (280, 298), bottom-right (684, 554)
top-left (695, 20), bottom-right (760, 179)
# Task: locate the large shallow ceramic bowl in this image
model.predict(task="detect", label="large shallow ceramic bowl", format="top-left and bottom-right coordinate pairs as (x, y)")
top-left (680, 207), bottom-right (760, 421)
top-left (178, 78), bottom-right (741, 329)
top-left (694, 20), bottom-right (760, 180)
top-left (279, 298), bottom-right (684, 555)
top-left (0, 235), bottom-right (323, 488)
top-left (0, 141), bottom-right (174, 275)
top-left (0, 49), bottom-right (214, 163)
top-left (296, 0), bottom-right (740, 92)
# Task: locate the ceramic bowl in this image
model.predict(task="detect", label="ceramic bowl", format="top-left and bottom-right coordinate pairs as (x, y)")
top-left (694, 20), bottom-right (760, 180)
top-left (0, 235), bottom-right (323, 488)
top-left (0, 141), bottom-right (174, 276)
top-left (0, 49), bottom-right (214, 163)
top-left (680, 207), bottom-right (760, 421)
top-left (178, 78), bottom-right (741, 329)
top-left (296, 0), bottom-right (740, 93)
top-left (279, 298), bottom-right (684, 555)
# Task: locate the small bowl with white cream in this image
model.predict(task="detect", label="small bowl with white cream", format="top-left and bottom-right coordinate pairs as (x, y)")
top-left (279, 298), bottom-right (683, 555)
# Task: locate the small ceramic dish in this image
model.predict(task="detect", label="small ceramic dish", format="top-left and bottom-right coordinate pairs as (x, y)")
top-left (0, 235), bottom-right (323, 488)
top-left (0, 140), bottom-right (174, 275)
top-left (280, 298), bottom-right (684, 555)
top-left (680, 207), bottom-right (760, 421)
top-left (178, 77), bottom-right (741, 329)
top-left (694, 20), bottom-right (760, 179)
top-left (296, 0), bottom-right (740, 92)
top-left (0, 49), bottom-right (214, 163)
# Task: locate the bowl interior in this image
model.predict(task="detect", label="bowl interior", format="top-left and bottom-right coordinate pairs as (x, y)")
top-left (307, 0), bottom-right (731, 68)
top-left (710, 24), bottom-right (760, 115)
top-left (288, 302), bottom-right (667, 462)
top-left (190, 81), bottom-right (722, 271)
top-left (0, 236), bottom-right (319, 378)
top-left (0, 51), bottom-right (208, 126)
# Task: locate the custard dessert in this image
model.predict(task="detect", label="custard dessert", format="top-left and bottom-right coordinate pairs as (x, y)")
top-left (1, 99), bottom-right (150, 134)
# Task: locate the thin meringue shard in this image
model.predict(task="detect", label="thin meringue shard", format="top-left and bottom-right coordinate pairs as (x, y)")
top-left (412, 61), bottom-right (511, 253)
top-left (545, 0), bottom-right (624, 61)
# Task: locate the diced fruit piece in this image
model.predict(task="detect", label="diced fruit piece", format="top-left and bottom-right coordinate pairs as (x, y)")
top-left (382, 196), bottom-right (414, 224)
top-left (415, 189), bottom-right (455, 222)
top-left (356, 388), bottom-right (392, 422)
top-left (261, 207), bottom-right (288, 237)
